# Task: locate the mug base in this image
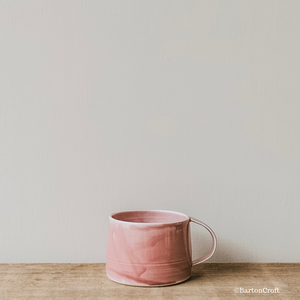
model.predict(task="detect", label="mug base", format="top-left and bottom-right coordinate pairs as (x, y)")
top-left (106, 274), bottom-right (191, 287)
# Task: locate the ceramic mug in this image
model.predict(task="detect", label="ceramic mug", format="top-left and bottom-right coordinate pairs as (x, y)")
top-left (106, 210), bottom-right (217, 286)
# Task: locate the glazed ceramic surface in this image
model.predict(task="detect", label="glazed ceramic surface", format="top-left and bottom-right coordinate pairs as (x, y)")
top-left (106, 210), bottom-right (216, 287)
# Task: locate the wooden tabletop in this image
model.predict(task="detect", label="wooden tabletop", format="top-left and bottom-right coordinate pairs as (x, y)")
top-left (0, 263), bottom-right (299, 299)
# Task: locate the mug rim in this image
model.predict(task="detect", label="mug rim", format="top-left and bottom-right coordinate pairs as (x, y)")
top-left (109, 210), bottom-right (190, 225)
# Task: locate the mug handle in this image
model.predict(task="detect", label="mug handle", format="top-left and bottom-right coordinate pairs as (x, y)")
top-left (190, 217), bottom-right (217, 266)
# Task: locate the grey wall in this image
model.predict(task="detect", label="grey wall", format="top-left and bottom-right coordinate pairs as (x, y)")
top-left (1, 0), bottom-right (300, 263)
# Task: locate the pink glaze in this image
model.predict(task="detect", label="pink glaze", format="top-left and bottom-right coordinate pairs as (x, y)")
top-left (106, 210), bottom-right (216, 287)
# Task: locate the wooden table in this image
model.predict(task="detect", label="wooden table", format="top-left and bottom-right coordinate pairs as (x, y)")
top-left (0, 263), bottom-right (299, 299)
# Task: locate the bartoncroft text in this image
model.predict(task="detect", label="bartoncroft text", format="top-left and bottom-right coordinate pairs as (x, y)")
top-left (234, 287), bottom-right (279, 294)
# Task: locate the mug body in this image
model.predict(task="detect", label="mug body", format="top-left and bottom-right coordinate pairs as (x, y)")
top-left (106, 210), bottom-right (192, 286)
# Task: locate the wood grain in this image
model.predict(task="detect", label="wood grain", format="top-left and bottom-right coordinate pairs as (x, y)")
top-left (0, 264), bottom-right (299, 299)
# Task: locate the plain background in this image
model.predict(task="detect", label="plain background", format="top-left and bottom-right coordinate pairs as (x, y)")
top-left (1, 0), bottom-right (300, 263)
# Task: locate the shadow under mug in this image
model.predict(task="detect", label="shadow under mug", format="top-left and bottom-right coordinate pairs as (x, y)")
top-left (106, 210), bottom-right (217, 287)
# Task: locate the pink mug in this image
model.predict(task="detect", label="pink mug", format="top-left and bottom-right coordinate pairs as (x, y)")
top-left (106, 210), bottom-right (217, 286)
